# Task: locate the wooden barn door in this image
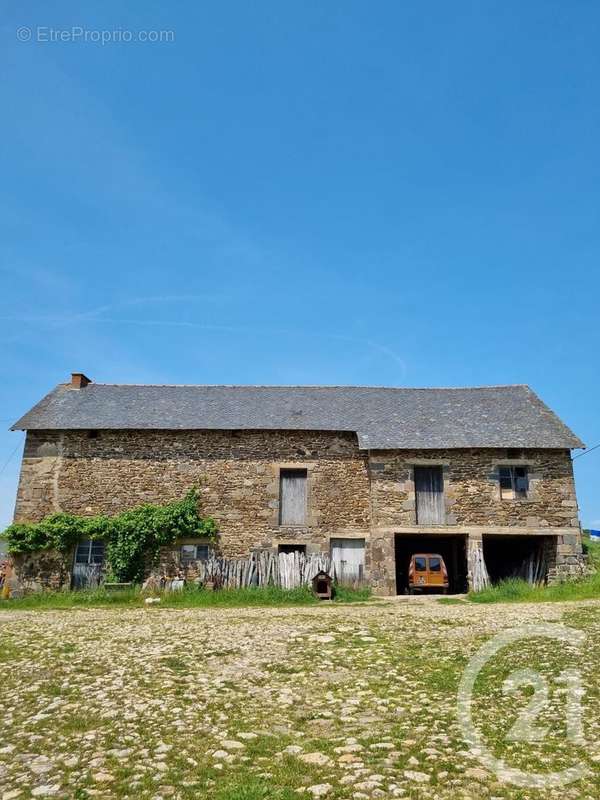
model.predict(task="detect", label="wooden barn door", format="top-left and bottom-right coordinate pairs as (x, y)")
top-left (414, 466), bottom-right (445, 524)
top-left (330, 538), bottom-right (365, 583)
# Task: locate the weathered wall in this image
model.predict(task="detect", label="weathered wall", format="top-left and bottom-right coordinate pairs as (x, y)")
top-left (14, 429), bottom-right (371, 557)
top-left (369, 448), bottom-right (579, 529)
top-left (11, 550), bottom-right (72, 592)
top-left (12, 431), bottom-right (584, 592)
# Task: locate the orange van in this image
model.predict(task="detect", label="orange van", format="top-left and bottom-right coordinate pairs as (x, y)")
top-left (408, 553), bottom-right (449, 594)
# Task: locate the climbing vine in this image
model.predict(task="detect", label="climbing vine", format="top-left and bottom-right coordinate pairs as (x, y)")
top-left (3, 489), bottom-right (217, 582)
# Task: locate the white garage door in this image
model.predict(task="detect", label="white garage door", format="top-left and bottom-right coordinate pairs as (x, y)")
top-left (330, 538), bottom-right (365, 582)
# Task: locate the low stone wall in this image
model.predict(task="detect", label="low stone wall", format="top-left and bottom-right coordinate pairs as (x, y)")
top-left (11, 550), bottom-right (73, 592)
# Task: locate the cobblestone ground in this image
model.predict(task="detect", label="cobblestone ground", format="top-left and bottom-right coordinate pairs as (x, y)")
top-left (1, 599), bottom-right (600, 800)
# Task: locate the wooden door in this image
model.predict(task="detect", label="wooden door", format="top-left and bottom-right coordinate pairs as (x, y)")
top-left (330, 538), bottom-right (365, 582)
top-left (414, 466), bottom-right (445, 524)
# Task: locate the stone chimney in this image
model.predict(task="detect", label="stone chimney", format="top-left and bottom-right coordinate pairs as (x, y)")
top-left (71, 372), bottom-right (92, 389)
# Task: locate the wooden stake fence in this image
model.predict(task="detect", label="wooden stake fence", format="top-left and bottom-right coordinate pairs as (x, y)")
top-left (191, 550), bottom-right (337, 590)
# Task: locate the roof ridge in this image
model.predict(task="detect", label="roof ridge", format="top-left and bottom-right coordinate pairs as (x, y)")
top-left (61, 382), bottom-right (532, 390)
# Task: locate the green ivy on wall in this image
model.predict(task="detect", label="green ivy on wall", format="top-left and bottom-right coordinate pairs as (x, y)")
top-left (3, 489), bottom-right (217, 582)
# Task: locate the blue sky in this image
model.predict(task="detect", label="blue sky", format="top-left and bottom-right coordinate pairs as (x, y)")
top-left (0, 1), bottom-right (598, 530)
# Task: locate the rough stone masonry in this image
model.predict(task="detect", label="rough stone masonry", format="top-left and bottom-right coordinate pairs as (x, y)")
top-left (12, 429), bottom-right (585, 593)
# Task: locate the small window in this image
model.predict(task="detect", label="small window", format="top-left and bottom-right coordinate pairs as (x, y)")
top-left (428, 557), bottom-right (441, 572)
top-left (499, 466), bottom-right (529, 499)
top-left (279, 469), bottom-right (308, 525)
top-left (414, 556), bottom-right (427, 572)
top-left (506, 448), bottom-right (522, 459)
top-left (278, 544), bottom-right (306, 555)
top-left (180, 544), bottom-right (210, 564)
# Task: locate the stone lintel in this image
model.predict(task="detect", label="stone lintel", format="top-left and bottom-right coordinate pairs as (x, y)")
top-left (370, 525), bottom-right (578, 537)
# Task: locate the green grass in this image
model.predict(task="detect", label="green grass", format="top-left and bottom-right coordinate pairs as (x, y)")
top-left (468, 573), bottom-right (600, 603)
top-left (436, 596), bottom-right (466, 605)
top-left (215, 777), bottom-right (299, 800)
top-left (0, 583), bottom-right (371, 610)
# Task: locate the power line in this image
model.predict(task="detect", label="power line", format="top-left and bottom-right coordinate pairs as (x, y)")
top-left (0, 438), bottom-right (23, 477)
top-left (573, 443), bottom-right (600, 460)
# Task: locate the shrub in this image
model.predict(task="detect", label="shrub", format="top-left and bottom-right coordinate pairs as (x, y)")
top-left (3, 489), bottom-right (217, 582)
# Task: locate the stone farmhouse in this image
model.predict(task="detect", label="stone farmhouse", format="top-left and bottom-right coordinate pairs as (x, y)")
top-left (9, 373), bottom-right (586, 594)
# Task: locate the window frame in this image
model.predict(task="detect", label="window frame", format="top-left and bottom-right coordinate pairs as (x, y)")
top-left (180, 543), bottom-right (211, 564)
top-left (74, 539), bottom-right (105, 566)
top-left (498, 465), bottom-right (529, 500)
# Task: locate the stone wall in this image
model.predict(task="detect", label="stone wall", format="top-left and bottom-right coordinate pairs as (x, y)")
top-left (12, 430), bottom-right (584, 592)
top-left (14, 429), bottom-right (371, 558)
top-left (369, 448), bottom-right (579, 529)
top-left (11, 550), bottom-right (72, 592)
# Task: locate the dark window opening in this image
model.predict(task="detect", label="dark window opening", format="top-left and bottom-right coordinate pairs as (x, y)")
top-left (87, 430), bottom-right (99, 439)
top-left (506, 448), bottom-right (522, 459)
top-left (278, 543), bottom-right (306, 555)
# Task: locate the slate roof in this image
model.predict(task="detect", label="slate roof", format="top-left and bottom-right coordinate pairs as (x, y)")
top-left (10, 382), bottom-right (584, 450)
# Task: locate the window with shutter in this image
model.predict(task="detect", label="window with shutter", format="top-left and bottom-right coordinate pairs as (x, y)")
top-left (414, 466), bottom-right (445, 524)
top-left (279, 469), bottom-right (307, 525)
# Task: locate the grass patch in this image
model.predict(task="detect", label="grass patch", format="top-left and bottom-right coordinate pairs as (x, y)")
top-left (0, 586), bottom-right (141, 610)
top-left (330, 583), bottom-right (371, 602)
top-left (468, 573), bottom-right (600, 603)
top-left (436, 597), bottom-right (466, 605)
top-left (215, 777), bottom-right (298, 800)
top-left (0, 583), bottom-right (371, 610)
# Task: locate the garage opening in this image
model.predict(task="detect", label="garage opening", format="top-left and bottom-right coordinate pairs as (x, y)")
top-left (395, 534), bottom-right (468, 594)
top-left (483, 535), bottom-right (554, 585)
